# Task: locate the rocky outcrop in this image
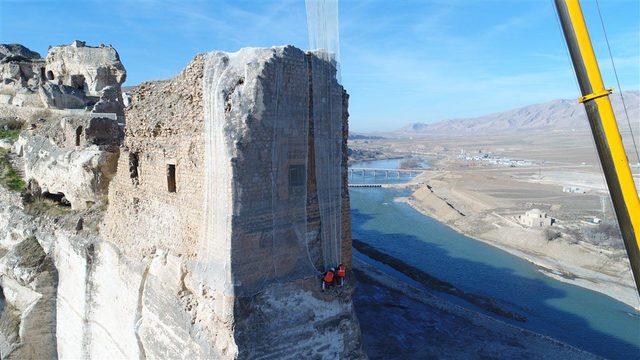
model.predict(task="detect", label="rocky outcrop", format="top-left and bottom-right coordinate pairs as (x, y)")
top-left (1, 41), bottom-right (126, 116)
top-left (0, 45), bottom-right (41, 63)
top-left (0, 236), bottom-right (57, 359)
top-left (45, 41), bottom-right (125, 97)
top-left (16, 114), bottom-right (121, 210)
top-left (0, 44), bottom-right (45, 108)
top-left (1, 42), bottom-right (126, 210)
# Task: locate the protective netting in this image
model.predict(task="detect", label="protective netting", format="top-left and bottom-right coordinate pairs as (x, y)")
top-left (307, 0), bottom-right (344, 269)
top-left (197, 1), bottom-right (344, 295)
top-left (306, 0), bottom-right (341, 83)
top-left (199, 52), bottom-right (235, 296)
top-left (199, 48), bottom-right (319, 296)
top-left (266, 53), bottom-right (318, 289)
top-left (310, 56), bottom-right (344, 269)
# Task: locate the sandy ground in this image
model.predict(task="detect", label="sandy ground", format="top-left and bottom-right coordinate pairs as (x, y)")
top-left (399, 171), bottom-right (639, 310)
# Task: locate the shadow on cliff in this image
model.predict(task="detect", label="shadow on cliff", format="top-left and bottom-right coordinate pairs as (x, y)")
top-left (349, 203), bottom-right (640, 360)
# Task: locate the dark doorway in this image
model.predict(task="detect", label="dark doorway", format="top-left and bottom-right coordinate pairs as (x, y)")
top-left (167, 164), bottom-right (176, 193)
top-left (129, 152), bottom-right (140, 185)
top-left (75, 126), bottom-right (83, 146)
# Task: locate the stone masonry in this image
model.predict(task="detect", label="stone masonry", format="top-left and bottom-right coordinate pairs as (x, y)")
top-left (101, 46), bottom-right (364, 358)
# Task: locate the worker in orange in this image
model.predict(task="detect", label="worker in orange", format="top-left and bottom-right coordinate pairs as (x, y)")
top-left (336, 264), bottom-right (346, 286)
top-left (322, 268), bottom-right (335, 291)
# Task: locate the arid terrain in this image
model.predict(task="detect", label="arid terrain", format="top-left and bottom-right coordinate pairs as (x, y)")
top-left (351, 93), bottom-right (640, 308)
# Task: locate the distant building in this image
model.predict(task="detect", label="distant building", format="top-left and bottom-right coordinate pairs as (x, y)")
top-left (563, 186), bottom-right (586, 194)
top-left (519, 208), bottom-right (554, 227)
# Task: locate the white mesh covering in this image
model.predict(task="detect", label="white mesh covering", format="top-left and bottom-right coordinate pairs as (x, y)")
top-left (199, 48), bottom-right (319, 296)
top-left (306, 0), bottom-right (341, 83)
top-left (267, 55), bottom-right (317, 288)
top-left (307, 0), bottom-right (344, 269)
top-left (309, 55), bottom-right (344, 269)
top-left (199, 52), bottom-right (235, 296)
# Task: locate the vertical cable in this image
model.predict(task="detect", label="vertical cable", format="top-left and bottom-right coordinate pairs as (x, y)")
top-left (594, 0), bottom-right (640, 165)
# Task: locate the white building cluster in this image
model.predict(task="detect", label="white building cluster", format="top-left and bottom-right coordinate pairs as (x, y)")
top-left (457, 149), bottom-right (533, 167)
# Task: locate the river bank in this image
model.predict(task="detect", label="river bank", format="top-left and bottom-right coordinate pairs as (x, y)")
top-left (398, 181), bottom-right (639, 310)
top-left (352, 252), bottom-right (600, 359)
top-left (349, 163), bottom-right (639, 358)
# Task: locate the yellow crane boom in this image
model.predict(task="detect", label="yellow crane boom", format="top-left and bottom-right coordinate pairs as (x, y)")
top-left (554, 0), bottom-right (640, 295)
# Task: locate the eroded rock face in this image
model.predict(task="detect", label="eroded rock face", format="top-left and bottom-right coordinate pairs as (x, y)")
top-left (0, 236), bottom-right (58, 359)
top-left (38, 82), bottom-right (89, 110)
top-left (0, 44), bottom-right (45, 107)
top-left (45, 41), bottom-right (126, 97)
top-left (0, 45), bottom-right (41, 62)
top-left (17, 114), bottom-right (121, 210)
top-left (0, 41), bottom-right (126, 117)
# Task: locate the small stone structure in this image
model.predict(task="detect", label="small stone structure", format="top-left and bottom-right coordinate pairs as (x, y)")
top-left (563, 186), bottom-right (586, 194)
top-left (519, 208), bottom-right (554, 227)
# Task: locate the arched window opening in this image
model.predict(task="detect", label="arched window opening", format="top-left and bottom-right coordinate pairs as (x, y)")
top-left (75, 126), bottom-right (83, 146)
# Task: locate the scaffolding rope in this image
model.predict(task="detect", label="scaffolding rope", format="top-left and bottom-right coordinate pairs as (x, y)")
top-left (594, 0), bottom-right (640, 165)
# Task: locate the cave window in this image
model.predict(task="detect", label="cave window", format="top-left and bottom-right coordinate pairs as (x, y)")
top-left (46, 70), bottom-right (54, 81)
top-left (129, 152), bottom-right (139, 185)
top-left (289, 164), bottom-right (305, 188)
top-left (75, 126), bottom-right (83, 146)
top-left (71, 75), bottom-right (85, 91)
top-left (167, 164), bottom-right (176, 193)
top-left (42, 192), bottom-right (71, 207)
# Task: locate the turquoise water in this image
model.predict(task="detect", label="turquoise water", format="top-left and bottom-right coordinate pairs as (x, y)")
top-left (350, 159), bottom-right (640, 359)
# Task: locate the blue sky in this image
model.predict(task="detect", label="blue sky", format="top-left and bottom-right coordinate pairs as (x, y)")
top-left (1, 0), bottom-right (638, 132)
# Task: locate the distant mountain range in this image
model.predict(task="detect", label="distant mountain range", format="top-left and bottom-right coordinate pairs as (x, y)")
top-left (394, 91), bottom-right (639, 137)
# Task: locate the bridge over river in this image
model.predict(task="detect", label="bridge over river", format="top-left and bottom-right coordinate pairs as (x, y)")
top-left (348, 167), bottom-right (424, 180)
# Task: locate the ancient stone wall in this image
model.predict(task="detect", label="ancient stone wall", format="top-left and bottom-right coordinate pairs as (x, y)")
top-left (102, 56), bottom-right (205, 259)
top-left (101, 45), bottom-right (363, 358)
top-left (104, 47), bottom-right (352, 273)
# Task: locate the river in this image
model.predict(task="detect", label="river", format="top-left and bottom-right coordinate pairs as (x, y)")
top-left (350, 158), bottom-right (640, 359)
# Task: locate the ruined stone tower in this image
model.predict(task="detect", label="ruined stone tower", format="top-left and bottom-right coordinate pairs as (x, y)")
top-left (96, 46), bottom-right (363, 358)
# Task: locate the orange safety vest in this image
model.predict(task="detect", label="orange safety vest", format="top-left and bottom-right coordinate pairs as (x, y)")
top-left (323, 271), bottom-right (334, 283)
top-left (337, 265), bottom-right (346, 278)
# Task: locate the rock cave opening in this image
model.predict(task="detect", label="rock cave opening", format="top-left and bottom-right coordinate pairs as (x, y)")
top-left (42, 192), bottom-right (71, 207)
top-left (75, 126), bottom-right (83, 146)
top-left (129, 152), bottom-right (139, 185)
